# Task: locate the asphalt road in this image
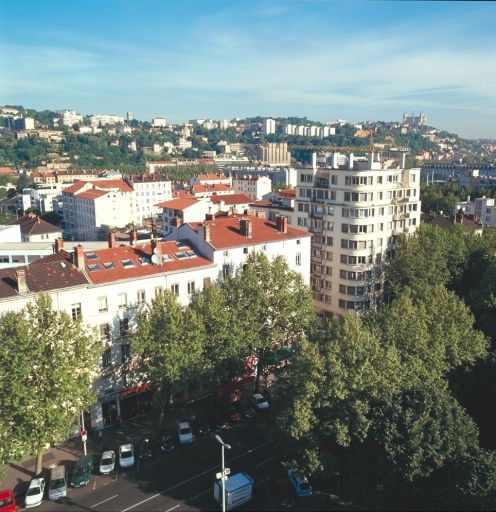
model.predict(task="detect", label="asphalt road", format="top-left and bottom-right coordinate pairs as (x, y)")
top-left (15, 413), bottom-right (347, 512)
top-left (16, 417), bottom-right (282, 512)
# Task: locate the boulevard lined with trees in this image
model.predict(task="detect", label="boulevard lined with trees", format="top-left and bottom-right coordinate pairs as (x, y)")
top-left (0, 228), bottom-right (495, 509)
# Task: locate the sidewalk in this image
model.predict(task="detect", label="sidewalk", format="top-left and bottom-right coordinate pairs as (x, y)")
top-left (1, 396), bottom-right (220, 498)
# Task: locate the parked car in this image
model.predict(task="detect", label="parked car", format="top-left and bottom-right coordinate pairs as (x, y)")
top-left (0, 489), bottom-right (16, 512)
top-left (287, 469), bottom-right (312, 497)
top-left (119, 444), bottom-right (135, 468)
top-left (250, 393), bottom-right (270, 410)
top-left (138, 438), bottom-right (152, 460)
top-left (99, 450), bottom-right (116, 474)
top-left (71, 455), bottom-right (93, 487)
top-left (48, 465), bottom-right (67, 501)
top-left (24, 478), bottom-right (45, 508)
top-left (177, 421), bottom-right (194, 444)
top-left (160, 432), bottom-right (175, 453)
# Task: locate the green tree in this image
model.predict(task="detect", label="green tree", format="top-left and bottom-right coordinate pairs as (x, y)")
top-left (0, 295), bottom-right (102, 476)
top-left (130, 291), bottom-right (205, 427)
top-left (222, 252), bottom-right (315, 390)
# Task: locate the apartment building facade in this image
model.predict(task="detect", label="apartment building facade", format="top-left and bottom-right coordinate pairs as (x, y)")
top-left (295, 152), bottom-right (421, 320)
top-left (232, 175), bottom-right (272, 200)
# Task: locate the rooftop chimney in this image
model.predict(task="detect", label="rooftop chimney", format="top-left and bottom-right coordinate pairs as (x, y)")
top-left (202, 223), bottom-right (211, 242)
top-left (16, 269), bottom-right (29, 294)
top-left (74, 245), bottom-right (85, 270)
top-left (54, 238), bottom-right (64, 254)
top-left (129, 229), bottom-right (138, 245)
top-left (151, 238), bottom-right (162, 264)
top-left (240, 218), bottom-right (252, 238)
top-left (276, 215), bottom-right (288, 234)
top-left (108, 229), bottom-right (116, 248)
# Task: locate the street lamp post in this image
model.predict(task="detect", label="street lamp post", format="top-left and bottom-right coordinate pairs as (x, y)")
top-left (215, 434), bottom-right (231, 512)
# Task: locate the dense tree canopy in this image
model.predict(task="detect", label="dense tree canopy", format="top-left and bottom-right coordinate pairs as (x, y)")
top-left (0, 295), bottom-right (102, 476)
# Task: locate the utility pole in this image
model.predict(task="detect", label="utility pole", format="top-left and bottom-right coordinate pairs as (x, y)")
top-left (215, 435), bottom-right (231, 512)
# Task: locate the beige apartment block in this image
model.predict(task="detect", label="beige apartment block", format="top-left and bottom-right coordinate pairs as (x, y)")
top-left (257, 142), bottom-right (291, 167)
top-left (295, 152), bottom-right (421, 322)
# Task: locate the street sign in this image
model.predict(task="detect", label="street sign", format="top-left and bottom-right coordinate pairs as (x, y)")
top-left (80, 429), bottom-right (87, 437)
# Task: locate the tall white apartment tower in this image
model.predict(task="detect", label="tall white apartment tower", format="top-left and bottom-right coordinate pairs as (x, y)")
top-left (263, 118), bottom-right (276, 135)
top-left (295, 152), bottom-right (421, 321)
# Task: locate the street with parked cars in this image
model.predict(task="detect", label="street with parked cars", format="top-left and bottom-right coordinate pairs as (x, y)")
top-left (1, 393), bottom-right (350, 511)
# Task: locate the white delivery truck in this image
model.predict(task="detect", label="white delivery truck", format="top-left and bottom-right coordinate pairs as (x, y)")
top-left (213, 472), bottom-right (254, 510)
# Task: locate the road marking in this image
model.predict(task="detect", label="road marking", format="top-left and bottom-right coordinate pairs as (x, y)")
top-left (92, 494), bottom-right (119, 507)
top-left (120, 440), bottom-right (274, 512)
top-left (165, 505), bottom-right (180, 512)
top-left (188, 489), bottom-right (210, 502)
top-left (254, 456), bottom-right (276, 468)
top-left (93, 476), bottom-right (98, 490)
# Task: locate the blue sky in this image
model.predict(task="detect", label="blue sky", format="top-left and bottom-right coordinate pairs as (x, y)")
top-left (1, 0), bottom-right (495, 138)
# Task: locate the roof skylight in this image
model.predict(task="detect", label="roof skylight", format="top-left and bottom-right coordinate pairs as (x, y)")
top-left (103, 262), bottom-right (115, 270)
top-left (86, 253), bottom-right (98, 260)
top-left (87, 264), bottom-right (100, 272)
top-left (121, 259), bottom-right (134, 268)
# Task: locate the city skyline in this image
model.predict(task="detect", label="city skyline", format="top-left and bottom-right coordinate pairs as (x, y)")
top-left (1, 0), bottom-right (495, 138)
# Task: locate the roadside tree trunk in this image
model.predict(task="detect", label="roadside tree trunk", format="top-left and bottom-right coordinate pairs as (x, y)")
top-left (35, 452), bottom-right (43, 476)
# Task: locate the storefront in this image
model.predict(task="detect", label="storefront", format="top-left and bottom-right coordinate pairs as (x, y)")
top-left (119, 383), bottom-right (153, 421)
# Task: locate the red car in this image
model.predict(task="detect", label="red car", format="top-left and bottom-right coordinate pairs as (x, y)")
top-left (0, 489), bottom-right (16, 512)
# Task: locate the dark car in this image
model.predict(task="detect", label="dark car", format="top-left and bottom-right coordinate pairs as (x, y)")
top-left (70, 455), bottom-right (93, 487)
top-left (160, 432), bottom-right (175, 453)
top-left (138, 438), bottom-right (152, 460)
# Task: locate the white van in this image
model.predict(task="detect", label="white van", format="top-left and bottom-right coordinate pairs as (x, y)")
top-left (48, 465), bottom-right (67, 500)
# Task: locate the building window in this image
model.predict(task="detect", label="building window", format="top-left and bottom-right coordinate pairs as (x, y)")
top-left (98, 296), bottom-right (108, 313)
top-left (102, 348), bottom-right (111, 368)
top-left (222, 264), bottom-right (231, 279)
top-left (262, 244), bottom-right (267, 251)
top-left (243, 247), bottom-right (249, 254)
top-left (118, 293), bottom-right (127, 309)
top-left (171, 283), bottom-right (179, 296)
top-left (187, 281), bottom-right (195, 295)
top-left (71, 303), bottom-right (81, 321)
top-left (339, 299), bottom-right (346, 309)
top-left (296, 252), bottom-right (301, 266)
top-left (121, 343), bottom-right (130, 363)
top-left (155, 286), bottom-right (163, 297)
top-left (99, 323), bottom-right (110, 341)
top-left (203, 277), bottom-right (211, 289)
top-left (137, 289), bottom-right (146, 305)
top-left (223, 250), bottom-right (229, 257)
top-left (119, 318), bottom-right (129, 337)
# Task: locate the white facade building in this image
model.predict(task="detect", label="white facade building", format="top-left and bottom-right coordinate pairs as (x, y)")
top-left (263, 118), bottom-right (276, 135)
top-left (0, 216), bottom-right (311, 429)
top-left (125, 174), bottom-right (172, 226)
top-left (151, 117), bottom-right (167, 127)
top-left (58, 110), bottom-right (84, 127)
top-left (295, 152), bottom-right (421, 321)
top-left (90, 115), bottom-right (125, 127)
top-left (62, 180), bottom-right (135, 240)
top-left (232, 175), bottom-right (272, 200)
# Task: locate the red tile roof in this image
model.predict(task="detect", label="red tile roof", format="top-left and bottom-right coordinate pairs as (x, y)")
top-left (83, 240), bottom-right (213, 284)
top-left (173, 190), bottom-right (195, 198)
top-left (196, 173), bottom-right (227, 181)
top-left (0, 252), bottom-right (88, 299)
top-left (11, 214), bottom-right (62, 235)
top-left (210, 194), bottom-right (252, 205)
top-left (77, 189), bottom-right (109, 200)
top-left (192, 184), bottom-right (232, 194)
top-left (278, 189), bottom-right (296, 198)
top-left (157, 197), bottom-right (198, 210)
top-left (63, 179), bottom-right (133, 195)
top-left (189, 215), bottom-right (310, 249)
top-left (0, 167), bottom-right (15, 175)
top-left (63, 182), bottom-right (87, 194)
